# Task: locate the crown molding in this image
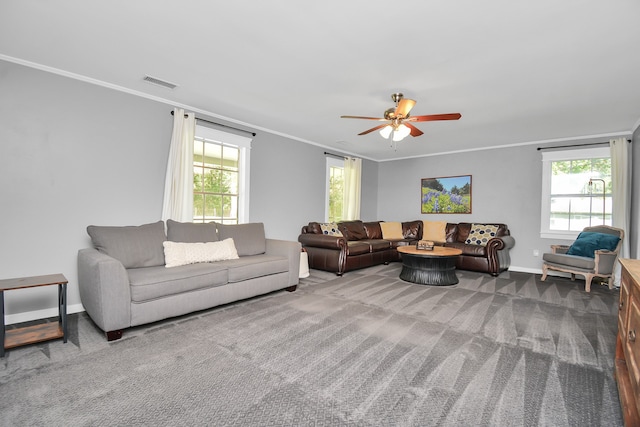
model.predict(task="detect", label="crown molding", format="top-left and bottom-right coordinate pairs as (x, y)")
top-left (377, 131), bottom-right (632, 162)
top-left (0, 54), bottom-right (379, 160)
top-left (1, 54), bottom-right (633, 163)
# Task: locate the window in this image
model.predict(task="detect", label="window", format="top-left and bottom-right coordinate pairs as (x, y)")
top-left (540, 146), bottom-right (611, 239)
top-left (326, 157), bottom-right (344, 223)
top-left (193, 125), bottom-right (251, 224)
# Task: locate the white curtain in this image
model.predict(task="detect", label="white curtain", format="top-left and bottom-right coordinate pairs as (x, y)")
top-left (161, 108), bottom-right (196, 222)
top-left (610, 137), bottom-right (631, 285)
top-left (343, 156), bottom-right (362, 220)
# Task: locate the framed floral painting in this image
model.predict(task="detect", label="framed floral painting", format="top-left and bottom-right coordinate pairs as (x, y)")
top-left (421, 175), bottom-right (472, 214)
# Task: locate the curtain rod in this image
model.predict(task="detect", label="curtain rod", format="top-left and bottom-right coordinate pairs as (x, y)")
top-left (324, 151), bottom-right (347, 159)
top-left (537, 139), bottom-right (631, 151)
top-left (324, 151), bottom-right (359, 161)
top-left (170, 111), bottom-right (256, 137)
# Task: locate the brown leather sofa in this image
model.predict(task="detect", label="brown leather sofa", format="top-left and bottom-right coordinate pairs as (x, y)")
top-left (298, 220), bottom-right (514, 276)
top-left (443, 222), bottom-right (514, 276)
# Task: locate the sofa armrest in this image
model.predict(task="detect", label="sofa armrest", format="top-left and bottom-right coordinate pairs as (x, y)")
top-left (77, 248), bottom-right (131, 333)
top-left (266, 239), bottom-right (301, 286)
top-left (594, 250), bottom-right (618, 275)
top-left (298, 233), bottom-right (348, 250)
top-left (498, 235), bottom-right (516, 250)
top-left (486, 235), bottom-right (516, 275)
top-left (551, 244), bottom-right (570, 254)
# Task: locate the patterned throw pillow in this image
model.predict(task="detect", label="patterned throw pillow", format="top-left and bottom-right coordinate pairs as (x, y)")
top-left (319, 223), bottom-right (343, 236)
top-left (465, 224), bottom-right (499, 246)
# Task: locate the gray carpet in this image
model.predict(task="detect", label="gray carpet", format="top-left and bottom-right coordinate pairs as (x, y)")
top-left (0, 264), bottom-right (623, 426)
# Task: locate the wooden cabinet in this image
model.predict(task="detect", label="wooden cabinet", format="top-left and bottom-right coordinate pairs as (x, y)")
top-left (616, 259), bottom-right (640, 426)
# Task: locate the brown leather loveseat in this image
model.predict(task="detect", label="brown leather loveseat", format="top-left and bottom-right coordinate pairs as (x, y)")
top-left (298, 220), bottom-right (514, 276)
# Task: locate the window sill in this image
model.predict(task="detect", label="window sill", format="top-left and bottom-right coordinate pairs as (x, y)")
top-left (540, 231), bottom-right (580, 240)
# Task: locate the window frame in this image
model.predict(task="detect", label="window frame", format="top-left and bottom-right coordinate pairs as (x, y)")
top-left (540, 146), bottom-right (610, 239)
top-left (194, 124), bottom-right (251, 224)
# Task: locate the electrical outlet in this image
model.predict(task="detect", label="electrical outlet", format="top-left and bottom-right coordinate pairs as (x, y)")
top-left (533, 249), bottom-right (539, 257)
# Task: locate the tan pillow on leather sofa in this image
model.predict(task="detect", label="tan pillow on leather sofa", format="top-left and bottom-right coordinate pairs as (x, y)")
top-left (380, 222), bottom-right (404, 240)
top-left (422, 220), bottom-right (447, 242)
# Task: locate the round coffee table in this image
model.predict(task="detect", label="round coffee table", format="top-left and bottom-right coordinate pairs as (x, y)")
top-left (396, 246), bottom-right (463, 286)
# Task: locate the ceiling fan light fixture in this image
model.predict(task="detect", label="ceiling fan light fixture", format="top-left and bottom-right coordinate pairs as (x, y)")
top-left (379, 126), bottom-right (393, 139)
top-left (341, 93), bottom-right (461, 148)
top-left (392, 124), bottom-right (411, 142)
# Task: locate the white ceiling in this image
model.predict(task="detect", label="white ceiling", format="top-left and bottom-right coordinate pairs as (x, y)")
top-left (2, 1), bottom-right (639, 161)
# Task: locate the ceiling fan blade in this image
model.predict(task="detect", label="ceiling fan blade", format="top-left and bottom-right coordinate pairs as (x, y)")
top-left (358, 123), bottom-right (391, 135)
top-left (341, 115), bottom-right (386, 121)
top-left (395, 99), bottom-right (416, 118)
top-left (407, 113), bottom-right (462, 122)
top-left (405, 122), bottom-right (424, 137)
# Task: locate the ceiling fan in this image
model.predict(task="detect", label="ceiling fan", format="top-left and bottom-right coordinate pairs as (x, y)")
top-left (341, 93), bottom-right (461, 142)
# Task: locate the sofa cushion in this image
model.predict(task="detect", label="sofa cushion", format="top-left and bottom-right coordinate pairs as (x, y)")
top-left (422, 220), bottom-right (447, 242)
top-left (363, 222), bottom-right (383, 239)
top-left (306, 222), bottom-right (323, 234)
top-left (543, 253), bottom-right (595, 270)
top-left (346, 241), bottom-right (370, 256)
top-left (218, 255), bottom-right (290, 283)
top-left (166, 219), bottom-right (218, 243)
top-left (218, 223), bottom-right (266, 256)
top-left (402, 220), bottom-right (422, 239)
top-left (339, 221), bottom-right (368, 240)
top-left (319, 222), bottom-right (343, 236)
top-left (566, 231), bottom-right (620, 258)
top-left (163, 239), bottom-right (239, 268)
top-left (465, 224), bottom-right (499, 246)
top-left (389, 240), bottom-right (420, 249)
top-left (87, 221), bottom-right (166, 268)
top-left (365, 239), bottom-right (392, 252)
top-left (128, 263), bottom-right (229, 302)
top-left (446, 242), bottom-right (487, 256)
top-left (380, 222), bottom-right (404, 240)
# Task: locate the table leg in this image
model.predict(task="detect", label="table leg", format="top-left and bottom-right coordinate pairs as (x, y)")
top-left (59, 283), bottom-right (67, 343)
top-left (400, 255), bottom-right (459, 286)
top-left (1, 291), bottom-right (4, 357)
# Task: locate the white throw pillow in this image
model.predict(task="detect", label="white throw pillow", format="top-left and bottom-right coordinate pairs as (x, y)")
top-left (163, 238), bottom-right (239, 268)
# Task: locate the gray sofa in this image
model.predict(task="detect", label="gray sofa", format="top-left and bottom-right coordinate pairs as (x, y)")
top-left (78, 220), bottom-right (300, 340)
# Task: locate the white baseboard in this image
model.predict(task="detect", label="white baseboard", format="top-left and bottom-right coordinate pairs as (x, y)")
top-left (4, 303), bottom-right (85, 326)
top-left (508, 266), bottom-right (542, 274)
top-left (509, 266), bottom-right (577, 280)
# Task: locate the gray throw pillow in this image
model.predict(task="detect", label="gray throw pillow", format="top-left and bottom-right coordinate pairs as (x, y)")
top-left (218, 222), bottom-right (266, 256)
top-left (87, 221), bottom-right (167, 268)
top-left (166, 219), bottom-right (219, 243)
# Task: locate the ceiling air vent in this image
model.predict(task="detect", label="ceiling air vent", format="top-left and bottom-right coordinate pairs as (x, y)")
top-left (143, 75), bottom-right (178, 89)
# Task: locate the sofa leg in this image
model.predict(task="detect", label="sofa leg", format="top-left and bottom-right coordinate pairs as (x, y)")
top-left (285, 285), bottom-right (297, 292)
top-left (106, 330), bottom-right (123, 341)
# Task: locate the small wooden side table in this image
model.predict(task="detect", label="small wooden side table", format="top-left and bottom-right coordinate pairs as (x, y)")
top-left (0, 273), bottom-right (68, 357)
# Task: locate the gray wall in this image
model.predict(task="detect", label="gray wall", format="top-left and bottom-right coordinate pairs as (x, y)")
top-left (377, 141), bottom-right (635, 272)
top-left (0, 60), bottom-right (378, 320)
top-left (249, 135), bottom-right (379, 240)
top-left (1, 61), bottom-right (171, 318)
